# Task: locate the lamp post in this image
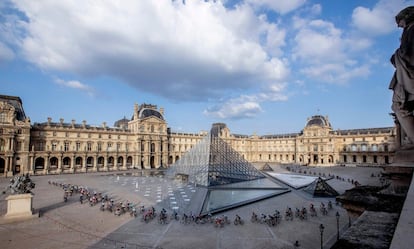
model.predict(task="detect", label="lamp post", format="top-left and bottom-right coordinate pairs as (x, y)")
top-left (319, 224), bottom-right (325, 249)
top-left (336, 211), bottom-right (340, 241)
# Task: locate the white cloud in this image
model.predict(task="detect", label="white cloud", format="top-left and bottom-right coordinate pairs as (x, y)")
top-left (246, 0), bottom-right (306, 14)
top-left (291, 16), bottom-right (371, 84)
top-left (54, 78), bottom-right (95, 97)
top-left (351, 0), bottom-right (410, 36)
top-left (204, 83), bottom-right (288, 119)
top-left (0, 42), bottom-right (14, 63)
top-left (204, 95), bottom-right (263, 119)
top-left (301, 63), bottom-right (370, 84)
top-left (9, 0), bottom-right (289, 101)
top-left (309, 4), bottom-right (322, 16)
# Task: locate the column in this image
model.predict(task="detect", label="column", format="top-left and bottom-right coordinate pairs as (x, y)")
top-left (93, 155), bottom-right (98, 172)
top-left (103, 155), bottom-right (108, 171)
top-left (122, 154), bottom-right (127, 170)
top-left (82, 155), bottom-right (86, 173)
top-left (43, 155), bottom-right (49, 175)
top-left (71, 155), bottom-right (75, 173)
top-left (56, 155), bottom-right (62, 173)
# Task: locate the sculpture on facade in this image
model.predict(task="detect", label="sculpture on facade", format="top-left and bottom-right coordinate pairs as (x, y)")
top-left (389, 6), bottom-right (414, 147)
top-left (2, 173), bottom-right (35, 195)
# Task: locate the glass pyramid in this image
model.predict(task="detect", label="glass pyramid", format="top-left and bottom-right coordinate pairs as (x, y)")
top-left (303, 177), bottom-right (339, 197)
top-left (169, 132), bottom-right (265, 187)
top-left (167, 124), bottom-right (289, 215)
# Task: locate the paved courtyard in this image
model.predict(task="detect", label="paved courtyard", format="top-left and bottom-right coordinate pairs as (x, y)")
top-left (0, 165), bottom-right (384, 249)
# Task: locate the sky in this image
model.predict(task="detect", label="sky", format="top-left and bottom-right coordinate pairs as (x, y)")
top-left (0, 0), bottom-right (412, 135)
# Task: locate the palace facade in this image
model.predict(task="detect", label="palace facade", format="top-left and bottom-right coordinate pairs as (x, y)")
top-left (0, 94), bottom-right (397, 176)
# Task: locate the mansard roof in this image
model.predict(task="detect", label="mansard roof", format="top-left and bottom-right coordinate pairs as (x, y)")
top-left (0, 95), bottom-right (27, 121)
top-left (334, 127), bottom-right (394, 135)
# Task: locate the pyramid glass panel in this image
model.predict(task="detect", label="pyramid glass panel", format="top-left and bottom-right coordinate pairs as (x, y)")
top-left (168, 124), bottom-right (289, 215)
top-left (169, 132), bottom-right (265, 187)
top-left (302, 177), bottom-right (339, 197)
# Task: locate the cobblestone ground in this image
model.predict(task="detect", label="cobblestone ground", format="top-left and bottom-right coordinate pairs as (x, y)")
top-left (0, 165), bottom-right (384, 249)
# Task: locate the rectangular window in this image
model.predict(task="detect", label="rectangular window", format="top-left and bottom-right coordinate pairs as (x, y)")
top-left (87, 143), bottom-right (92, 151)
top-left (0, 113), bottom-right (7, 123)
top-left (76, 142), bottom-right (81, 151)
top-left (36, 141), bottom-right (44, 151)
top-left (64, 142), bottom-right (69, 151)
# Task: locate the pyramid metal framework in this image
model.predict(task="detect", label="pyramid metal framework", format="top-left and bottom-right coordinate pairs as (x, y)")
top-left (261, 163), bottom-right (274, 171)
top-left (169, 132), bottom-right (264, 187)
top-left (303, 177), bottom-right (339, 197)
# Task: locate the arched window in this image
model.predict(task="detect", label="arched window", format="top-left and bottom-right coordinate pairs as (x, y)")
top-left (75, 157), bottom-right (82, 166)
top-left (361, 144), bottom-right (367, 152)
top-left (63, 157), bottom-right (71, 168)
top-left (50, 157), bottom-right (58, 168)
top-left (351, 144), bottom-right (357, 152)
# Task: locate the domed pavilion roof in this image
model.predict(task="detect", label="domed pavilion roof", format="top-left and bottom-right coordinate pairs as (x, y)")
top-left (305, 115), bottom-right (331, 128)
top-left (139, 107), bottom-right (164, 120)
top-left (114, 116), bottom-right (130, 128)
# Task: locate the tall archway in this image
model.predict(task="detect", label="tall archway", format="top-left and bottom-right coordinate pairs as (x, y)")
top-left (50, 157), bottom-right (58, 171)
top-left (328, 155), bottom-right (334, 163)
top-left (0, 158), bottom-right (5, 174)
top-left (97, 157), bottom-right (104, 168)
top-left (75, 157), bottom-right (83, 169)
top-left (108, 156), bottom-right (114, 168)
top-left (63, 157), bottom-right (71, 169)
top-left (86, 157), bottom-right (94, 168)
top-left (127, 156), bottom-right (133, 168)
top-left (117, 156), bottom-right (123, 167)
top-left (35, 157), bottom-right (45, 171)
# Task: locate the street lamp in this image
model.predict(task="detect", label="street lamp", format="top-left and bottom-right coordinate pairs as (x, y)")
top-left (336, 211), bottom-right (340, 241)
top-left (319, 224), bottom-right (325, 249)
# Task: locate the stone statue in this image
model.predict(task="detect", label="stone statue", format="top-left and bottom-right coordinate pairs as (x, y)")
top-left (3, 173), bottom-right (35, 195)
top-left (389, 6), bottom-right (414, 147)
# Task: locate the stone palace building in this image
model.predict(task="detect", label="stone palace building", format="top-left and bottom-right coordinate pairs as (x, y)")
top-left (0, 94), bottom-right (397, 176)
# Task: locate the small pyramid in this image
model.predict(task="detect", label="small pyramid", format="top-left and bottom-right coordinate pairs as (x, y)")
top-left (261, 163), bottom-right (274, 171)
top-left (169, 124), bottom-right (264, 187)
top-left (303, 177), bottom-right (339, 197)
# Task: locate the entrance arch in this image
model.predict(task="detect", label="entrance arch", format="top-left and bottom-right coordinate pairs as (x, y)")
top-left (35, 157), bottom-right (45, 171)
top-left (0, 158), bottom-right (5, 174)
top-left (50, 157), bottom-right (58, 170)
top-left (126, 156), bottom-right (132, 168)
top-left (150, 156), bottom-right (155, 168)
top-left (86, 157), bottom-right (94, 168)
top-left (63, 157), bottom-right (71, 169)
